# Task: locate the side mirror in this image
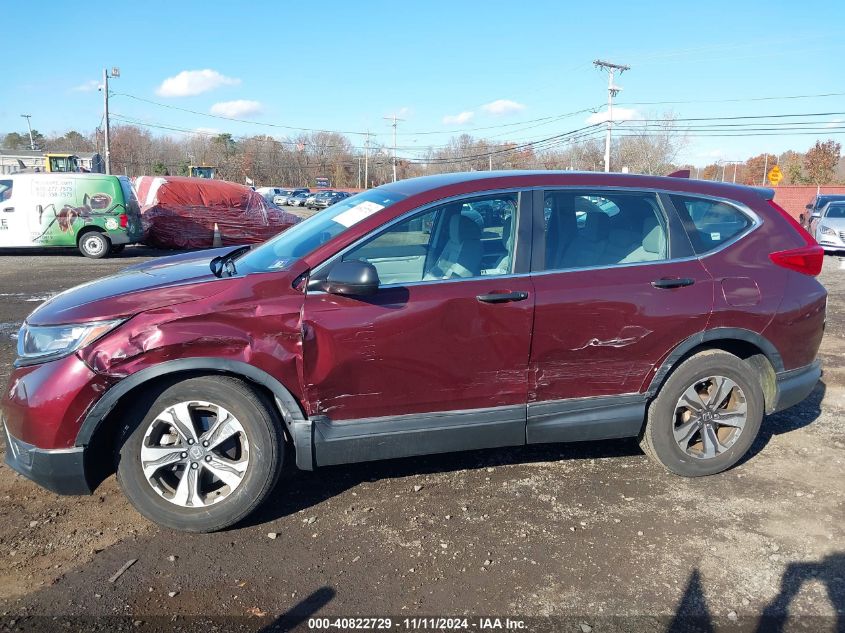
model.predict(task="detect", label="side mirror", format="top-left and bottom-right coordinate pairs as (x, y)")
top-left (324, 260), bottom-right (380, 297)
top-left (811, 212), bottom-right (822, 219)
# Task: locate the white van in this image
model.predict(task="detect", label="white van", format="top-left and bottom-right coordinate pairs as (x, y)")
top-left (0, 172), bottom-right (143, 258)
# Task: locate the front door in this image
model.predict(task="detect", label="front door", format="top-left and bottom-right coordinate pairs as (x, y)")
top-left (301, 191), bottom-right (534, 465)
top-left (527, 189), bottom-right (714, 443)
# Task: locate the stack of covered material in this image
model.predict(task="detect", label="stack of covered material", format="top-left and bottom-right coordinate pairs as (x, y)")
top-left (134, 176), bottom-right (300, 249)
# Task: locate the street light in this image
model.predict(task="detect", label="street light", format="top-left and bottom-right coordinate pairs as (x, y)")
top-left (20, 114), bottom-right (35, 150)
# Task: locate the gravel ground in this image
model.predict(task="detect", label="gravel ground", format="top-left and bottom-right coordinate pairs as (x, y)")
top-left (0, 231), bottom-right (842, 632)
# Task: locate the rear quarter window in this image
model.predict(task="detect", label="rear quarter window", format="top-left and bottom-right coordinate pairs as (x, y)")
top-left (670, 195), bottom-right (752, 254)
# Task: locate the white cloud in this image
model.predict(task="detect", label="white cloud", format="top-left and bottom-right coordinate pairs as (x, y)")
top-left (585, 107), bottom-right (640, 124)
top-left (481, 99), bottom-right (526, 116)
top-left (210, 100), bottom-right (263, 118)
top-left (156, 69), bottom-right (240, 97)
top-left (443, 111), bottom-right (475, 125)
top-left (72, 79), bottom-right (100, 92)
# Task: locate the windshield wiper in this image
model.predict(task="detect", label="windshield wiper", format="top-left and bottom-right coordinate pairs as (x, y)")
top-left (209, 245), bottom-right (251, 278)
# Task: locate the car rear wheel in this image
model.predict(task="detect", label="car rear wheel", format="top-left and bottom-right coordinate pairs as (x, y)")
top-left (78, 231), bottom-right (111, 259)
top-left (116, 376), bottom-right (283, 532)
top-left (640, 350), bottom-right (764, 477)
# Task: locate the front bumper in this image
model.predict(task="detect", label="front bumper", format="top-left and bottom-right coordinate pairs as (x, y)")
top-left (3, 421), bottom-right (91, 495)
top-left (815, 232), bottom-right (845, 251)
top-left (772, 360), bottom-right (822, 413)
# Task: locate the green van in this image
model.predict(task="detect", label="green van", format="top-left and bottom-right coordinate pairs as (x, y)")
top-left (0, 173), bottom-right (143, 258)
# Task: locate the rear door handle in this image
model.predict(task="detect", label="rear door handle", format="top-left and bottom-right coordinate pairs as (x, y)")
top-left (476, 291), bottom-right (529, 303)
top-left (2, 207), bottom-right (12, 213)
top-left (651, 277), bottom-right (695, 289)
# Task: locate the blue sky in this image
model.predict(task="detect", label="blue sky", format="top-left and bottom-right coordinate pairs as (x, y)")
top-left (1, 0), bottom-right (843, 166)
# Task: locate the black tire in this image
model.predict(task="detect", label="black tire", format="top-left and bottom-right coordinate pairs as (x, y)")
top-left (115, 376), bottom-right (283, 532)
top-left (640, 350), bottom-right (764, 477)
top-left (78, 231), bottom-right (111, 259)
top-left (110, 244), bottom-right (126, 255)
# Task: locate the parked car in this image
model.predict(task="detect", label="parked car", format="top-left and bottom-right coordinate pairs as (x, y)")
top-left (287, 192), bottom-right (310, 207)
top-left (312, 191), bottom-right (352, 210)
top-left (807, 200), bottom-right (845, 251)
top-left (306, 191), bottom-right (334, 210)
top-left (801, 193), bottom-right (845, 227)
top-left (273, 188), bottom-right (310, 207)
top-left (0, 172), bottom-right (143, 258)
top-left (255, 187), bottom-right (284, 203)
top-left (303, 191), bottom-right (324, 208)
top-left (2, 171), bottom-right (825, 532)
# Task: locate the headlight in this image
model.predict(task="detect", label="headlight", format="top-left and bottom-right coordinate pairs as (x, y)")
top-left (16, 319), bottom-right (124, 365)
top-left (819, 225), bottom-right (837, 237)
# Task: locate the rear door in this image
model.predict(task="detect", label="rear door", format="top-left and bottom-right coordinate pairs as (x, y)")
top-left (0, 177), bottom-right (31, 247)
top-left (527, 188), bottom-right (714, 443)
top-left (301, 190), bottom-right (534, 465)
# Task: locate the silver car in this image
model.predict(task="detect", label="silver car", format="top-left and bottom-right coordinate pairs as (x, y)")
top-left (809, 201), bottom-right (845, 252)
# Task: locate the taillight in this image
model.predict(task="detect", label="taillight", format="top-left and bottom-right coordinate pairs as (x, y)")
top-left (765, 200), bottom-right (823, 276)
top-left (769, 245), bottom-right (824, 276)
top-left (119, 214), bottom-right (128, 228)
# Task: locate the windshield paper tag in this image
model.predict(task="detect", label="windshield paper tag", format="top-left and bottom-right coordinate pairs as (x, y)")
top-left (333, 201), bottom-right (385, 227)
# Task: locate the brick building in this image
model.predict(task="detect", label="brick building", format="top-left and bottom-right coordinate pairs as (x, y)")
top-left (772, 185), bottom-right (845, 221)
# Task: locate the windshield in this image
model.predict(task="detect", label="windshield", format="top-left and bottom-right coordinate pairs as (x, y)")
top-left (826, 205), bottom-right (845, 219)
top-left (236, 188), bottom-right (407, 273)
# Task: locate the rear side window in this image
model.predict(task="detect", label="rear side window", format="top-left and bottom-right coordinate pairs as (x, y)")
top-left (540, 190), bottom-right (667, 271)
top-left (0, 179), bottom-right (12, 202)
top-left (670, 195), bottom-right (751, 254)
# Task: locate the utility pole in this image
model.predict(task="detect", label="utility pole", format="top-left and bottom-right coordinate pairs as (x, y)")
top-left (101, 67), bottom-right (120, 174)
top-left (356, 156), bottom-right (362, 189)
top-left (383, 114), bottom-right (404, 182)
top-left (364, 130), bottom-right (370, 189)
top-left (593, 60), bottom-right (630, 173)
top-left (489, 155), bottom-right (493, 171)
top-left (20, 115), bottom-right (35, 150)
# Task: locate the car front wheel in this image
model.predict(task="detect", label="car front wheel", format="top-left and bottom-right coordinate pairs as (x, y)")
top-left (116, 376), bottom-right (283, 532)
top-left (640, 350), bottom-right (764, 477)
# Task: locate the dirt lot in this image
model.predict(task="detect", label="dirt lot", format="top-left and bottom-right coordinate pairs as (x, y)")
top-left (0, 243), bottom-right (842, 632)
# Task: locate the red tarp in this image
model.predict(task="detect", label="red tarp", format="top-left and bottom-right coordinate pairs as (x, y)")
top-left (133, 176), bottom-right (300, 249)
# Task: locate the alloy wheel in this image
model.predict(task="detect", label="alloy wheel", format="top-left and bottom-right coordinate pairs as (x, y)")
top-left (673, 376), bottom-right (748, 459)
top-left (140, 401), bottom-right (250, 507)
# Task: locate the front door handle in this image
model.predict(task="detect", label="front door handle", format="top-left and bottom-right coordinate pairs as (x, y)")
top-left (2, 207), bottom-right (12, 213)
top-left (476, 291), bottom-right (529, 303)
top-left (651, 277), bottom-right (695, 289)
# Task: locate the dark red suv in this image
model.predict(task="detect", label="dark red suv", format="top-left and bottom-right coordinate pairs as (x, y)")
top-left (2, 172), bottom-right (826, 532)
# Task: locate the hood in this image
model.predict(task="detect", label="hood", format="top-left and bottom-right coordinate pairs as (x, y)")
top-left (818, 217), bottom-right (845, 229)
top-left (28, 248), bottom-right (242, 326)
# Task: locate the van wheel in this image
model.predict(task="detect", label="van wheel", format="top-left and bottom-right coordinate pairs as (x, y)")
top-left (78, 231), bottom-right (111, 259)
top-left (115, 376), bottom-right (283, 532)
top-left (640, 350), bottom-right (764, 477)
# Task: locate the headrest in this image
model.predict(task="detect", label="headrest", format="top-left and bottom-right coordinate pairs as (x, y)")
top-left (642, 216), bottom-right (666, 255)
top-left (583, 212), bottom-right (610, 241)
top-left (450, 213), bottom-right (482, 242)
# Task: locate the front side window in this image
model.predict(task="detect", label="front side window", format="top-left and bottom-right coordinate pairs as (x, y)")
top-left (541, 190), bottom-right (667, 271)
top-left (340, 193), bottom-right (518, 285)
top-left (670, 194), bottom-right (751, 254)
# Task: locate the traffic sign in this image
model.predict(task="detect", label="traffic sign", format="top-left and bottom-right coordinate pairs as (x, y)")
top-left (768, 165), bottom-right (783, 186)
